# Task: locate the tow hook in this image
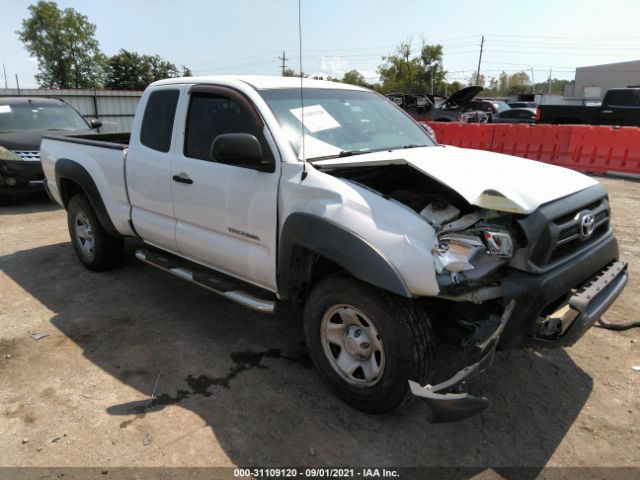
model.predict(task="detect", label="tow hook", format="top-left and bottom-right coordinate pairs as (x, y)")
top-left (409, 300), bottom-right (515, 422)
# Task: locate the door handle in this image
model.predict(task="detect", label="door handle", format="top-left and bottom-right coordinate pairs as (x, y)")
top-left (172, 174), bottom-right (193, 184)
top-left (601, 110), bottom-right (613, 114)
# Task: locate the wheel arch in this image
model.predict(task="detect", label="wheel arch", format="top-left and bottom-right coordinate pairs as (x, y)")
top-left (278, 213), bottom-right (411, 304)
top-left (55, 159), bottom-right (120, 237)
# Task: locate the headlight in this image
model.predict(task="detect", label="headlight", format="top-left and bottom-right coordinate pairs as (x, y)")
top-left (0, 146), bottom-right (22, 161)
top-left (434, 233), bottom-right (485, 273)
top-left (434, 229), bottom-right (514, 273)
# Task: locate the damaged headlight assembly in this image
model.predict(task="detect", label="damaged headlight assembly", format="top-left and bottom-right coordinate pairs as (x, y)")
top-left (422, 201), bottom-right (514, 282)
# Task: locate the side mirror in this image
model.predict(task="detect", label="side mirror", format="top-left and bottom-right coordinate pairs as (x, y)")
top-left (210, 133), bottom-right (272, 172)
top-left (90, 119), bottom-right (102, 130)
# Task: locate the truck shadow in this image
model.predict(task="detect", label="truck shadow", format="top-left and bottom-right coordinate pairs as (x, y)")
top-left (0, 193), bottom-right (61, 216)
top-left (1, 241), bottom-right (593, 477)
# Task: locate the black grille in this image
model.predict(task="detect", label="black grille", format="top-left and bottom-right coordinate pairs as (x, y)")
top-left (558, 224), bottom-right (579, 241)
top-left (546, 198), bottom-right (610, 264)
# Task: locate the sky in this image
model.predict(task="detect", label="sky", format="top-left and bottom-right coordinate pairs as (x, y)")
top-left (2, 0), bottom-right (640, 89)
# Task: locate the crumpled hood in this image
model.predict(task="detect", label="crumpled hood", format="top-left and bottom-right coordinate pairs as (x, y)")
top-left (312, 145), bottom-right (598, 214)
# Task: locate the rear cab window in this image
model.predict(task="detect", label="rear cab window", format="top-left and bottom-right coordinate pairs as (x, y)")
top-left (140, 90), bottom-right (180, 152)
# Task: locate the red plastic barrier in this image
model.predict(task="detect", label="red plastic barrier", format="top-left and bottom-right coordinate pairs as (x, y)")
top-left (491, 124), bottom-right (572, 165)
top-left (561, 125), bottom-right (640, 175)
top-left (424, 122), bottom-right (494, 150)
top-left (422, 121), bottom-right (640, 176)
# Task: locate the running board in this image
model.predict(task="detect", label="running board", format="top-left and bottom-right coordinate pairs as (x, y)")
top-left (135, 249), bottom-right (275, 314)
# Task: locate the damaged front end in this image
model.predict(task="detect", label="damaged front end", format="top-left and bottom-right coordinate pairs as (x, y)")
top-left (410, 300), bottom-right (514, 422)
top-left (317, 162), bottom-right (626, 422)
top-left (412, 200), bottom-right (519, 422)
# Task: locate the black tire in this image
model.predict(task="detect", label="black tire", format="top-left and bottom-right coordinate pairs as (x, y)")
top-left (303, 274), bottom-right (435, 413)
top-left (67, 194), bottom-right (123, 271)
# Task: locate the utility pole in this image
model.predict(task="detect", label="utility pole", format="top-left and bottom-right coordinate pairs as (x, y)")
top-left (278, 51), bottom-right (289, 76)
top-left (2, 63), bottom-right (7, 89)
top-left (531, 68), bottom-right (536, 94)
top-left (15, 74), bottom-right (20, 95)
top-left (548, 68), bottom-right (552, 95)
top-left (475, 35), bottom-right (484, 85)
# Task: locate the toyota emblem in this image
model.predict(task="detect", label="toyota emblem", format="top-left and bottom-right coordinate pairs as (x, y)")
top-left (580, 212), bottom-right (596, 238)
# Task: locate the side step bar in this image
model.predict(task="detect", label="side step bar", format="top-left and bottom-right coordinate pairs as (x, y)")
top-left (135, 249), bottom-right (276, 314)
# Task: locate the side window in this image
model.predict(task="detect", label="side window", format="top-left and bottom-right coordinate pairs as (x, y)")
top-left (140, 90), bottom-right (180, 152)
top-left (185, 93), bottom-right (267, 162)
top-left (605, 90), bottom-right (634, 107)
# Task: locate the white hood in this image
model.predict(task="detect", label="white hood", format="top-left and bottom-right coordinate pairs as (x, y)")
top-left (312, 145), bottom-right (598, 214)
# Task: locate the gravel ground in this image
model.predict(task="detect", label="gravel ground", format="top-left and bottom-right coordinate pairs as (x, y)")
top-left (0, 177), bottom-right (638, 478)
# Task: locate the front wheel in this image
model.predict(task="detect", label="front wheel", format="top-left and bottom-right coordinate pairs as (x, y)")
top-left (303, 274), bottom-right (435, 413)
top-left (67, 194), bottom-right (124, 271)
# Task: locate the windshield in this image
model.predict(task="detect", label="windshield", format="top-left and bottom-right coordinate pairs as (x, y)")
top-left (259, 88), bottom-right (435, 160)
top-left (492, 101), bottom-right (510, 113)
top-left (0, 101), bottom-right (89, 132)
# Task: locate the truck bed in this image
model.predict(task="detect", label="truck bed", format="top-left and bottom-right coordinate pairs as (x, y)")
top-left (40, 132), bottom-right (134, 237)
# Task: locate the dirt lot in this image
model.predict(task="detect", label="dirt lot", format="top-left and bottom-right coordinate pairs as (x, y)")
top-left (1, 177), bottom-right (638, 478)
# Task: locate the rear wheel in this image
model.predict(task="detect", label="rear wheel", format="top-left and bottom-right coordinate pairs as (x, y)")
top-left (303, 274), bottom-right (435, 413)
top-left (67, 194), bottom-right (123, 271)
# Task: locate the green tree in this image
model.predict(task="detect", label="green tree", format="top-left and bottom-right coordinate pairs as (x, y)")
top-left (534, 78), bottom-right (572, 95)
top-left (378, 40), bottom-right (448, 95)
top-left (341, 69), bottom-right (369, 88)
top-left (105, 50), bottom-right (185, 90)
top-left (377, 41), bottom-right (424, 94)
top-left (17, 1), bottom-right (105, 88)
top-left (420, 43), bottom-right (446, 93)
top-left (181, 66), bottom-right (193, 77)
top-left (507, 71), bottom-right (531, 95)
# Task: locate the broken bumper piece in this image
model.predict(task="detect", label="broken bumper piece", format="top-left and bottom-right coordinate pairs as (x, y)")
top-left (409, 300), bottom-right (515, 423)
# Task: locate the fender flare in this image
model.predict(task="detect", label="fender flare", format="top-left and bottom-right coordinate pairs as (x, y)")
top-left (55, 159), bottom-right (120, 237)
top-left (278, 212), bottom-right (411, 299)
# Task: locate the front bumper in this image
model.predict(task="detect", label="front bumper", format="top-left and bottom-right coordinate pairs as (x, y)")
top-left (411, 235), bottom-right (627, 422)
top-left (500, 233), bottom-right (626, 349)
top-left (0, 159), bottom-right (45, 194)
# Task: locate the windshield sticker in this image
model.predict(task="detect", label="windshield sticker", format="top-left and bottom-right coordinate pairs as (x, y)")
top-left (290, 105), bottom-right (341, 133)
top-left (0, 105), bottom-right (11, 114)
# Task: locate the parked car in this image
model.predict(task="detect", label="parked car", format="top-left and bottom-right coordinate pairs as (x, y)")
top-left (469, 99), bottom-right (511, 116)
top-left (536, 88), bottom-right (640, 125)
top-left (491, 107), bottom-right (537, 124)
top-left (0, 97), bottom-right (101, 204)
top-left (508, 101), bottom-right (537, 109)
top-left (386, 93), bottom-right (433, 114)
top-left (427, 85), bottom-right (490, 123)
top-left (41, 76), bottom-right (627, 422)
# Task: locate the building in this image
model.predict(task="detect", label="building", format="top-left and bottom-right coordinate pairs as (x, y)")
top-left (564, 59), bottom-right (640, 104)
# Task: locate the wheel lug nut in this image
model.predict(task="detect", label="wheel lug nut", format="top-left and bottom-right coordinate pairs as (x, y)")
top-left (354, 329), bottom-right (361, 338)
top-left (361, 342), bottom-right (370, 349)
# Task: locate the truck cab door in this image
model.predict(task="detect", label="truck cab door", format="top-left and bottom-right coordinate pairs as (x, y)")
top-left (126, 87), bottom-right (183, 251)
top-left (171, 85), bottom-right (279, 292)
top-left (599, 90), bottom-right (640, 126)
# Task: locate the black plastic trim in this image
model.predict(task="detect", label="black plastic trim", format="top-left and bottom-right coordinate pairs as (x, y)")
top-left (278, 212), bottom-right (411, 299)
top-left (43, 133), bottom-right (129, 150)
top-left (54, 159), bottom-right (120, 237)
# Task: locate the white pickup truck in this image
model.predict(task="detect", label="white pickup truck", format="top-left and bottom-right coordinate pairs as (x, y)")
top-left (41, 76), bottom-right (627, 422)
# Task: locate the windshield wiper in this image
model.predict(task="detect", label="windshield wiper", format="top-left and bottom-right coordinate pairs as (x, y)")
top-left (401, 144), bottom-right (428, 149)
top-left (307, 150), bottom-right (369, 161)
